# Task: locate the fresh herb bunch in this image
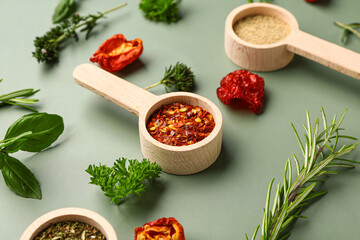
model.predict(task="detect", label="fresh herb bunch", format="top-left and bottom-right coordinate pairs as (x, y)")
top-left (52, 0), bottom-right (77, 24)
top-left (246, 108), bottom-right (358, 240)
top-left (144, 62), bottom-right (195, 92)
top-left (33, 3), bottom-right (127, 63)
top-left (0, 79), bottom-right (39, 112)
top-left (86, 157), bottom-right (162, 205)
top-left (139, 0), bottom-right (181, 23)
top-left (0, 113), bottom-right (64, 199)
top-left (334, 21), bottom-right (360, 44)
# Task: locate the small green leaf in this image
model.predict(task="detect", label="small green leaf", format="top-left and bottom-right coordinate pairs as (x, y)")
top-left (52, 0), bottom-right (77, 24)
top-left (1, 154), bottom-right (41, 199)
top-left (0, 153), bottom-right (5, 169)
top-left (3, 112), bottom-right (64, 153)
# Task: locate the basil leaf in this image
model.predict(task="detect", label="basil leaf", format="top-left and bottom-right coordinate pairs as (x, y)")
top-left (52, 0), bottom-right (76, 24)
top-left (1, 154), bottom-right (41, 199)
top-left (3, 112), bottom-right (64, 153)
top-left (0, 153), bottom-right (5, 170)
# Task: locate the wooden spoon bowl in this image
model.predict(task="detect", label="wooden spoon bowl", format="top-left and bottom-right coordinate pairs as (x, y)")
top-left (225, 3), bottom-right (360, 79)
top-left (20, 207), bottom-right (117, 240)
top-left (73, 64), bottom-right (223, 175)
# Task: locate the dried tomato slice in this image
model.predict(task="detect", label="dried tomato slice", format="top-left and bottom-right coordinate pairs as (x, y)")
top-left (134, 217), bottom-right (185, 240)
top-left (216, 69), bottom-right (264, 113)
top-left (90, 34), bottom-right (143, 72)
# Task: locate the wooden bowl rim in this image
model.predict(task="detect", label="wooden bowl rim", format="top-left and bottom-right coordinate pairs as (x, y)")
top-left (20, 207), bottom-right (117, 240)
top-left (138, 91), bottom-right (223, 152)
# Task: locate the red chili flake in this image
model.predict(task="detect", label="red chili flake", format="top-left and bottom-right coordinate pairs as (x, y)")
top-left (305, 0), bottom-right (319, 2)
top-left (216, 69), bottom-right (264, 114)
top-left (146, 102), bottom-right (215, 146)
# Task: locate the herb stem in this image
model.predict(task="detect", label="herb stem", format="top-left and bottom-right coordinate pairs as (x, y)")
top-left (53, 3), bottom-right (128, 45)
top-left (144, 81), bottom-right (162, 90)
top-left (0, 131), bottom-right (33, 151)
top-left (334, 21), bottom-right (360, 38)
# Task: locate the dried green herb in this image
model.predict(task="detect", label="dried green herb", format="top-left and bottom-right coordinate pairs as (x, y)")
top-left (0, 113), bottom-right (64, 199)
top-left (139, 0), bottom-right (181, 23)
top-left (0, 79), bottom-right (39, 112)
top-left (246, 108), bottom-right (358, 240)
top-left (144, 62), bottom-right (195, 92)
top-left (33, 221), bottom-right (106, 240)
top-left (33, 3), bottom-right (127, 63)
top-left (86, 158), bottom-right (162, 205)
top-left (334, 21), bottom-right (360, 44)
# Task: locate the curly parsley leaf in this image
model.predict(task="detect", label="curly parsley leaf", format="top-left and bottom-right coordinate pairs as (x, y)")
top-left (139, 0), bottom-right (181, 23)
top-left (86, 158), bottom-right (162, 205)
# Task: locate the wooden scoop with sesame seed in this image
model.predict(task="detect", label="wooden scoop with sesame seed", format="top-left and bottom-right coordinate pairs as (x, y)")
top-left (225, 3), bottom-right (360, 80)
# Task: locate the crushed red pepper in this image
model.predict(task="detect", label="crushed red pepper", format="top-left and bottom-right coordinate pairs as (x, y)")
top-left (216, 69), bottom-right (264, 114)
top-left (134, 217), bottom-right (185, 240)
top-left (146, 102), bottom-right (215, 146)
top-left (90, 34), bottom-right (143, 72)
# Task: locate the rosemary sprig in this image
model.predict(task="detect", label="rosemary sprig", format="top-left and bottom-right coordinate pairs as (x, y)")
top-left (246, 108), bottom-right (358, 240)
top-left (334, 21), bottom-right (360, 44)
top-left (33, 3), bottom-right (127, 63)
top-left (0, 79), bottom-right (39, 112)
top-left (144, 62), bottom-right (195, 92)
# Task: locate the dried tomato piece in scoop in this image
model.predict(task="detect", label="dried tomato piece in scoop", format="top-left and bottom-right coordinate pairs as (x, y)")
top-left (216, 69), bottom-right (264, 113)
top-left (134, 217), bottom-right (185, 240)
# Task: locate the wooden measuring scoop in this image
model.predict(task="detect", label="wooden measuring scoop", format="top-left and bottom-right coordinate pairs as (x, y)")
top-left (225, 3), bottom-right (360, 79)
top-left (73, 64), bottom-right (223, 175)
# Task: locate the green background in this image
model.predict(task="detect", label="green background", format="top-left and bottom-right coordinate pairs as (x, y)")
top-left (1, 0), bottom-right (359, 239)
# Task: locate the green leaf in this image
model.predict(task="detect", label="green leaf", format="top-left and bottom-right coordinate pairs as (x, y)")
top-left (3, 112), bottom-right (64, 153)
top-left (139, 0), bottom-right (181, 23)
top-left (1, 154), bottom-right (41, 199)
top-left (0, 153), bottom-right (5, 169)
top-left (52, 0), bottom-right (77, 24)
top-left (86, 158), bottom-right (162, 205)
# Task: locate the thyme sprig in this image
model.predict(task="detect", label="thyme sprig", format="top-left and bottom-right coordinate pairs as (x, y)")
top-left (144, 62), bottom-right (195, 92)
top-left (246, 108), bottom-right (358, 240)
top-left (334, 21), bottom-right (360, 44)
top-left (33, 3), bottom-right (127, 63)
top-left (0, 79), bottom-right (39, 112)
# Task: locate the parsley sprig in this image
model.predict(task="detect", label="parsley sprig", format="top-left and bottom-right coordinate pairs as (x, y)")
top-left (0, 79), bottom-right (39, 112)
top-left (33, 3), bottom-right (127, 63)
top-left (246, 108), bottom-right (358, 240)
top-left (139, 0), bottom-right (181, 23)
top-left (144, 62), bottom-right (195, 92)
top-left (86, 158), bottom-right (162, 205)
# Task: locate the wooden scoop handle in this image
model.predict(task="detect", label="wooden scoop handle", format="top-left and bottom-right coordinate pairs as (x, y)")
top-left (73, 64), bottom-right (158, 116)
top-left (287, 30), bottom-right (360, 80)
